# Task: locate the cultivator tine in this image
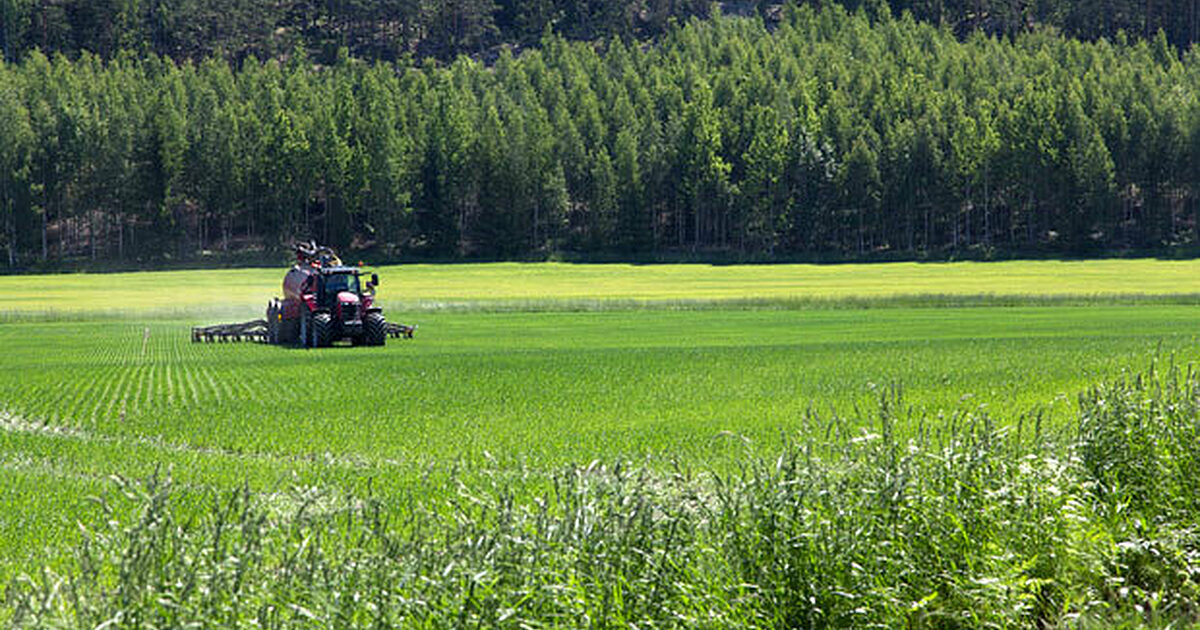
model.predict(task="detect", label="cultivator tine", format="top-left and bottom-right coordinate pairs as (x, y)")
top-left (191, 320), bottom-right (269, 343)
top-left (384, 323), bottom-right (417, 339)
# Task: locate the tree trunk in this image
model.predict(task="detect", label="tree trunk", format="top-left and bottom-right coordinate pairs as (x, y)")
top-left (1027, 190), bottom-right (1035, 244)
top-left (983, 168), bottom-right (990, 245)
top-left (952, 208), bottom-right (959, 250)
top-left (857, 207), bottom-right (864, 255)
top-left (924, 205), bottom-right (930, 250)
top-left (6, 198), bottom-right (14, 267)
top-left (1, 174), bottom-right (9, 266)
top-left (906, 201), bottom-right (913, 252)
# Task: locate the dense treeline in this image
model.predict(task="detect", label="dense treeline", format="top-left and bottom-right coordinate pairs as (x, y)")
top-left (886, 0), bottom-right (1200, 50)
top-left (0, 0), bottom-right (713, 63)
top-left (0, 6), bottom-right (1198, 265)
top-left (1, 0), bottom-right (1198, 65)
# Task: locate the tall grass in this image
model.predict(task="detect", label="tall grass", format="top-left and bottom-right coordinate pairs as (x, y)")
top-left (11, 366), bottom-right (1200, 628)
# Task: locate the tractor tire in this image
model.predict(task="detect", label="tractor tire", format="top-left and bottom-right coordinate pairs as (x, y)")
top-left (365, 312), bottom-right (387, 347)
top-left (266, 301), bottom-right (280, 344)
top-left (280, 317), bottom-right (299, 345)
top-left (311, 313), bottom-right (333, 348)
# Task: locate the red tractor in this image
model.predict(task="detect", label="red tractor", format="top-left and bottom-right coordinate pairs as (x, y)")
top-left (193, 242), bottom-right (414, 347)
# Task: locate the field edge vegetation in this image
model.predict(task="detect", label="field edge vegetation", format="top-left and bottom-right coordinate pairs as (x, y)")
top-left (8, 362), bottom-right (1200, 628)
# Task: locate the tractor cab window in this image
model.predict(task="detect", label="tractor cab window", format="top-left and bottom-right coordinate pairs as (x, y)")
top-left (323, 273), bottom-right (360, 296)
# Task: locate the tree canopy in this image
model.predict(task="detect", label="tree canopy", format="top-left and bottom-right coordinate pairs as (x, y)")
top-left (0, 5), bottom-right (1197, 265)
top-left (1, 0), bottom-right (1197, 65)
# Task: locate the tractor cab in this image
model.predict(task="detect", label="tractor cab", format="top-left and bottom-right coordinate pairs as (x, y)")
top-left (319, 268), bottom-right (362, 306)
top-left (316, 267), bottom-right (372, 327)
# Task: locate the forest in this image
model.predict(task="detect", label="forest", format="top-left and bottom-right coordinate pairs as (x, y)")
top-left (1, 0), bottom-right (1197, 63)
top-left (0, 3), bottom-right (1197, 265)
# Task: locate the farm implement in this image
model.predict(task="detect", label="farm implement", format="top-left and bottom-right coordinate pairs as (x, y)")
top-left (192, 242), bottom-right (415, 347)
top-left (191, 319), bottom-right (269, 343)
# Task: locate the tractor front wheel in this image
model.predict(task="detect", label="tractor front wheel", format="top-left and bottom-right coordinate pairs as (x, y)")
top-left (311, 313), bottom-right (333, 348)
top-left (365, 312), bottom-right (387, 347)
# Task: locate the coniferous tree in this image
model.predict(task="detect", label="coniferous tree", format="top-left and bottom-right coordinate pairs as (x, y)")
top-left (739, 104), bottom-right (788, 252)
top-left (0, 77), bottom-right (32, 265)
top-left (612, 126), bottom-right (646, 252)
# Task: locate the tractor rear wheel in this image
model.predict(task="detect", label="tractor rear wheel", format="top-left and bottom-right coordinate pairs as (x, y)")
top-left (311, 313), bottom-right (333, 348)
top-left (266, 300), bottom-right (281, 344)
top-left (365, 312), bottom-right (387, 346)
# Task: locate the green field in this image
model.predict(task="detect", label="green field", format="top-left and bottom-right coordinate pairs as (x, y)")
top-left (8, 258), bottom-right (1200, 319)
top-left (4, 261), bottom-right (1200, 627)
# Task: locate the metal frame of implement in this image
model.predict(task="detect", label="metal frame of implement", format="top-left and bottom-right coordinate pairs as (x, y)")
top-left (191, 320), bottom-right (267, 343)
top-left (192, 320), bottom-right (415, 343)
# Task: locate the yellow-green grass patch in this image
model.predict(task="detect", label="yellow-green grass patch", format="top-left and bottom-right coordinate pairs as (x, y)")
top-left (7, 258), bottom-right (1200, 319)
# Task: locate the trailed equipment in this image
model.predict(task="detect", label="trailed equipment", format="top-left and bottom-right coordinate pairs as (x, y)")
top-left (193, 242), bottom-right (415, 347)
